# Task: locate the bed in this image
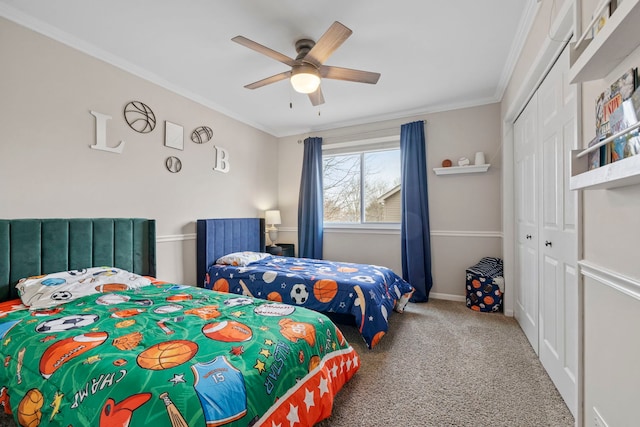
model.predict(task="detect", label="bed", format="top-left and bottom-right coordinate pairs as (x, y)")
top-left (196, 218), bottom-right (414, 350)
top-left (0, 218), bottom-right (358, 427)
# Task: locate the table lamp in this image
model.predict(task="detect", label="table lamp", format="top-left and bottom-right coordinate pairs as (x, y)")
top-left (265, 210), bottom-right (281, 247)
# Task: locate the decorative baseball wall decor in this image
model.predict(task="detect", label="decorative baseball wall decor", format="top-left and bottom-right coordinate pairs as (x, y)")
top-left (123, 101), bottom-right (156, 133)
top-left (165, 156), bottom-right (182, 173)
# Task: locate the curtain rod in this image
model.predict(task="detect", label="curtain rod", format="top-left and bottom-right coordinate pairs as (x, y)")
top-left (297, 120), bottom-right (426, 144)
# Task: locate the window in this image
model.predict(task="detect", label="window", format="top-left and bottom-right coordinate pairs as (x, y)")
top-left (322, 139), bottom-right (401, 225)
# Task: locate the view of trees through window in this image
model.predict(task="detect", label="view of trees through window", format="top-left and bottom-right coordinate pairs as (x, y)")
top-left (323, 148), bottom-right (401, 223)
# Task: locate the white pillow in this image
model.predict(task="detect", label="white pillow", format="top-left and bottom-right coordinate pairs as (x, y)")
top-left (16, 267), bottom-right (152, 309)
top-left (216, 251), bottom-right (272, 267)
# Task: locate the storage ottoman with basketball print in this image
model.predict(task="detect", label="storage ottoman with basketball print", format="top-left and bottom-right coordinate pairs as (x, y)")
top-left (465, 257), bottom-right (504, 312)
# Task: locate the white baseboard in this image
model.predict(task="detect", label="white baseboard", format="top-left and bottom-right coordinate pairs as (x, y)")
top-left (429, 292), bottom-right (466, 302)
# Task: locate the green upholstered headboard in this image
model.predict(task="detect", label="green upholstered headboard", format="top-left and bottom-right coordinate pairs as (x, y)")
top-left (0, 218), bottom-right (156, 302)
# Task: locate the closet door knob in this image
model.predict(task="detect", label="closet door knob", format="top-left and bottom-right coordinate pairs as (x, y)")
top-left (545, 240), bottom-right (552, 247)
top-left (526, 234), bottom-right (532, 239)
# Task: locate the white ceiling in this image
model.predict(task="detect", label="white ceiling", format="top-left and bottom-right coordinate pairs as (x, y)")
top-left (0, 0), bottom-right (535, 137)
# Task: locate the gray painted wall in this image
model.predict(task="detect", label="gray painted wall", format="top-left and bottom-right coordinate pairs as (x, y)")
top-left (276, 103), bottom-right (503, 301)
top-left (0, 17), bottom-right (279, 285)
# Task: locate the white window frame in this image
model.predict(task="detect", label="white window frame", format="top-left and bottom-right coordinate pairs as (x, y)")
top-left (322, 135), bottom-right (401, 231)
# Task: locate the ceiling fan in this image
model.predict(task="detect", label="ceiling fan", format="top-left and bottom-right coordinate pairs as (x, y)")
top-left (232, 21), bottom-right (380, 106)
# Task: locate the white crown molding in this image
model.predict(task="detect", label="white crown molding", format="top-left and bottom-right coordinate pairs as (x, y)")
top-left (494, 0), bottom-right (541, 101)
top-left (298, 96), bottom-right (500, 137)
top-left (0, 4), bottom-right (279, 137)
top-left (579, 260), bottom-right (640, 302)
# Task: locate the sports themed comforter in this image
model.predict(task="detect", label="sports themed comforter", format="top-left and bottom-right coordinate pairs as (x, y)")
top-left (0, 269), bottom-right (358, 427)
top-left (205, 256), bottom-right (414, 349)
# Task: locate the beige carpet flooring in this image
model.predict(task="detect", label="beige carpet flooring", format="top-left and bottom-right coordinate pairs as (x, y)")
top-left (316, 299), bottom-right (575, 427)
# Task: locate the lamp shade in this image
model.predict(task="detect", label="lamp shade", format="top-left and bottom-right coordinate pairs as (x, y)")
top-left (290, 64), bottom-right (320, 94)
top-left (265, 210), bottom-right (281, 226)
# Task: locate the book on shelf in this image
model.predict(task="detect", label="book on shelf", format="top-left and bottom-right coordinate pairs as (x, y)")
top-left (609, 89), bottom-right (640, 161)
top-left (595, 68), bottom-right (637, 139)
top-left (587, 136), bottom-right (602, 170)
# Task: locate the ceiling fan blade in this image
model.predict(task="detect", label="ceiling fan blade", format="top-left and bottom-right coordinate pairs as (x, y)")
top-left (244, 71), bottom-right (292, 89)
top-left (308, 87), bottom-right (325, 106)
top-left (320, 65), bottom-right (380, 84)
top-left (303, 21), bottom-right (352, 68)
top-left (232, 35), bottom-right (297, 67)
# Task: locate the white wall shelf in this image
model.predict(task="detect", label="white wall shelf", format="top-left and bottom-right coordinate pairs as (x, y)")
top-left (433, 164), bottom-right (490, 175)
top-left (569, 0), bottom-right (640, 83)
top-left (570, 150), bottom-right (640, 190)
top-left (568, 0), bottom-right (640, 190)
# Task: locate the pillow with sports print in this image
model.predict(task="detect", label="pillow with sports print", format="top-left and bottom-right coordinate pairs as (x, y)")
top-left (216, 251), bottom-right (272, 267)
top-left (16, 267), bottom-right (152, 309)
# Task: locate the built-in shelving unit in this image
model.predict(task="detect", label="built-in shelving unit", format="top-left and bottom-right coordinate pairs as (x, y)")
top-left (433, 164), bottom-right (490, 175)
top-left (569, 0), bottom-right (640, 190)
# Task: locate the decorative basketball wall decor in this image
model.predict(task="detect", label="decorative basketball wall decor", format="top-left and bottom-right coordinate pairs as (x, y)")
top-left (123, 101), bottom-right (156, 133)
top-left (191, 126), bottom-right (213, 144)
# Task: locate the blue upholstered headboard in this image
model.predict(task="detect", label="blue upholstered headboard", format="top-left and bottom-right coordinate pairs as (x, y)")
top-left (196, 218), bottom-right (265, 288)
top-left (0, 218), bottom-right (156, 302)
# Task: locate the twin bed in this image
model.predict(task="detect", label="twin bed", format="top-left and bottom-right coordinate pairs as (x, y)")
top-left (0, 218), bottom-right (358, 427)
top-left (196, 218), bottom-right (414, 350)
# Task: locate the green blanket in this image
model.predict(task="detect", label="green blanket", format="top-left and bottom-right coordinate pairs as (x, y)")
top-left (0, 283), bottom-right (359, 426)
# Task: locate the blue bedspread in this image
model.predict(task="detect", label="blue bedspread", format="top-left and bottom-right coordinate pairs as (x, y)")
top-left (205, 256), bottom-right (414, 349)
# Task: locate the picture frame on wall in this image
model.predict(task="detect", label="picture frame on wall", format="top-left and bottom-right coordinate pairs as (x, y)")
top-left (165, 121), bottom-right (184, 150)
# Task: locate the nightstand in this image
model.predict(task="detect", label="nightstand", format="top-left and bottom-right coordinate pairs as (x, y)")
top-left (265, 243), bottom-right (295, 257)
top-left (265, 245), bottom-right (282, 256)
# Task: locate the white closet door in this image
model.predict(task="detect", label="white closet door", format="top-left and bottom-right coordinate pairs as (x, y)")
top-left (536, 47), bottom-right (578, 417)
top-left (514, 92), bottom-right (540, 353)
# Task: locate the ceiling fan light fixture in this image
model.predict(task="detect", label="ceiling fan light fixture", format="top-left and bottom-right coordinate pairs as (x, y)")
top-left (290, 64), bottom-right (320, 94)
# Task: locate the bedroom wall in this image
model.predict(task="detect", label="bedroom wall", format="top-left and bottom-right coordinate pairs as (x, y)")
top-left (501, 0), bottom-right (640, 425)
top-left (276, 103), bottom-right (503, 301)
top-left (0, 17), bottom-right (279, 285)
